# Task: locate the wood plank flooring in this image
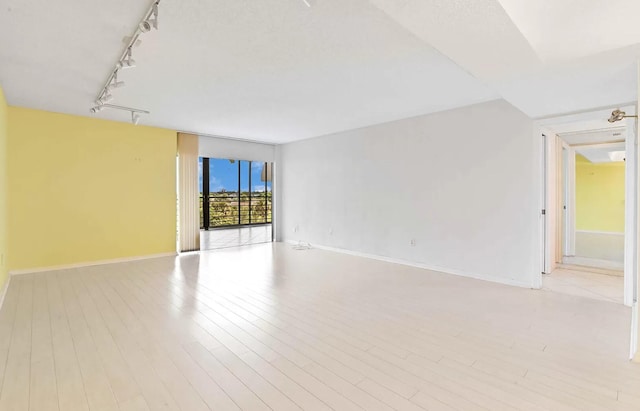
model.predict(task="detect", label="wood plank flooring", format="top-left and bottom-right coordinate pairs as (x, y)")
top-left (543, 267), bottom-right (624, 304)
top-left (200, 226), bottom-right (272, 251)
top-left (0, 243), bottom-right (638, 410)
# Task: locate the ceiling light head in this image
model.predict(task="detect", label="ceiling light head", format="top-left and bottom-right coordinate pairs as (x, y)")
top-left (139, 20), bottom-right (152, 33)
top-left (140, 4), bottom-right (159, 32)
top-left (116, 59), bottom-right (136, 69)
top-left (117, 48), bottom-right (136, 69)
top-left (608, 109), bottom-right (626, 123)
top-left (150, 3), bottom-right (159, 29)
top-left (106, 72), bottom-right (125, 91)
top-left (96, 93), bottom-right (113, 105)
top-left (107, 80), bottom-right (125, 92)
top-left (89, 105), bottom-right (104, 114)
top-left (131, 111), bottom-right (141, 125)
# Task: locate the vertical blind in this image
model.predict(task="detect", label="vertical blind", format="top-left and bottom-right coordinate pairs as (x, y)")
top-left (177, 132), bottom-right (200, 252)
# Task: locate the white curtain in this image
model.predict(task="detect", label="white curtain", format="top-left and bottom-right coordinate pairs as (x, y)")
top-left (177, 132), bottom-right (200, 252)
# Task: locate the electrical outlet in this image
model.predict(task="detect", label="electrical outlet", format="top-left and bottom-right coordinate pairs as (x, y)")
top-left (410, 239), bottom-right (416, 246)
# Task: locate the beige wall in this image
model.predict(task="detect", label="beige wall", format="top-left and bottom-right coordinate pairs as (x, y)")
top-left (8, 107), bottom-right (178, 271)
top-left (575, 154), bottom-right (625, 233)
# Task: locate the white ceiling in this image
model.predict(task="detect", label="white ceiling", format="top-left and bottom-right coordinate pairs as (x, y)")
top-left (498, 0), bottom-right (640, 63)
top-left (575, 142), bottom-right (626, 164)
top-left (1, 0), bottom-right (640, 143)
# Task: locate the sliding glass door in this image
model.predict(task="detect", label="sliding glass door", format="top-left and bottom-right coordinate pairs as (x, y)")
top-left (199, 157), bottom-right (272, 229)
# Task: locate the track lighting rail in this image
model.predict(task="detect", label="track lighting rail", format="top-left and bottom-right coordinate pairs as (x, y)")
top-left (90, 0), bottom-right (160, 123)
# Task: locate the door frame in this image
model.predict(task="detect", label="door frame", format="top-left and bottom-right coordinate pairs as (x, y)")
top-left (561, 141), bottom-right (629, 270)
top-left (535, 105), bottom-right (637, 301)
top-left (536, 106), bottom-right (637, 359)
top-left (563, 142), bottom-right (576, 258)
top-left (540, 135), bottom-right (574, 275)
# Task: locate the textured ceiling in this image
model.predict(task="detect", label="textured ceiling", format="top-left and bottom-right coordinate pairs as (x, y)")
top-left (1, 0), bottom-right (639, 143)
top-left (498, 0), bottom-right (640, 63)
top-left (371, 0), bottom-right (640, 119)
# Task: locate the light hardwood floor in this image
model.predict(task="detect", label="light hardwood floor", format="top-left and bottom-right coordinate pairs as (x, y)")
top-left (200, 226), bottom-right (272, 250)
top-left (1, 243), bottom-right (639, 410)
top-left (543, 267), bottom-right (624, 304)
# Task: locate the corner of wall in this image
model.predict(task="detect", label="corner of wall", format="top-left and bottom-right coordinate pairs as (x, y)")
top-left (0, 85), bottom-right (8, 293)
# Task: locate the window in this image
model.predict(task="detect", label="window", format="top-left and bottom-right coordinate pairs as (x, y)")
top-left (199, 157), bottom-right (272, 229)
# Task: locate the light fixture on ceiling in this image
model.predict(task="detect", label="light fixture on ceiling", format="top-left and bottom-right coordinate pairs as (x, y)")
top-left (608, 151), bottom-right (626, 162)
top-left (106, 72), bottom-right (125, 91)
top-left (90, 0), bottom-right (160, 115)
top-left (139, 21), bottom-right (152, 33)
top-left (88, 103), bottom-right (149, 120)
top-left (140, 3), bottom-right (159, 32)
top-left (96, 93), bottom-right (113, 105)
top-left (608, 108), bottom-right (638, 123)
top-left (116, 48), bottom-right (136, 69)
top-left (301, 0), bottom-right (312, 6)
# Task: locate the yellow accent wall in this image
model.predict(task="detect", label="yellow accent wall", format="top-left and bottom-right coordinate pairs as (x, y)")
top-left (575, 154), bottom-right (625, 233)
top-left (0, 87), bottom-right (8, 289)
top-left (8, 107), bottom-right (177, 271)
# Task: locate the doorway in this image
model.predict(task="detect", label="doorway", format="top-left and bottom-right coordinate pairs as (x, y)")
top-left (545, 136), bottom-right (626, 303)
top-left (538, 106), bottom-right (637, 308)
top-left (199, 157), bottom-right (273, 250)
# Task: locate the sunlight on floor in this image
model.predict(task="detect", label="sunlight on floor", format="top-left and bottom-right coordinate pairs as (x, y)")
top-left (200, 225), bottom-right (272, 250)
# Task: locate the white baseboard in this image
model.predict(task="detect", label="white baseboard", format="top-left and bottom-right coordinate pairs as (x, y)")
top-left (283, 240), bottom-right (534, 289)
top-left (563, 256), bottom-right (624, 271)
top-left (0, 275), bottom-right (10, 311)
top-left (575, 230), bottom-right (624, 236)
top-left (9, 252), bottom-right (177, 276)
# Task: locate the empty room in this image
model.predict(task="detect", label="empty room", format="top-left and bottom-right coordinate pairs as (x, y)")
top-left (1, 1), bottom-right (640, 410)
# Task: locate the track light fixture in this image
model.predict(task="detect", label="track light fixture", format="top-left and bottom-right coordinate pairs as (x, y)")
top-left (139, 21), bottom-right (152, 33)
top-left (96, 93), bottom-right (113, 105)
top-left (140, 3), bottom-right (159, 32)
top-left (106, 72), bottom-right (125, 91)
top-left (116, 48), bottom-right (136, 69)
top-left (89, 104), bottom-right (149, 120)
top-left (90, 0), bottom-right (160, 114)
top-left (131, 111), bottom-right (141, 125)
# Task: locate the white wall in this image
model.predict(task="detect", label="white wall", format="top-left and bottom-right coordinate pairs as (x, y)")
top-left (278, 99), bottom-right (538, 287)
top-left (575, 231), bottom-right (624, 263)
top-left (199, 135), bottom-right (275, 162)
